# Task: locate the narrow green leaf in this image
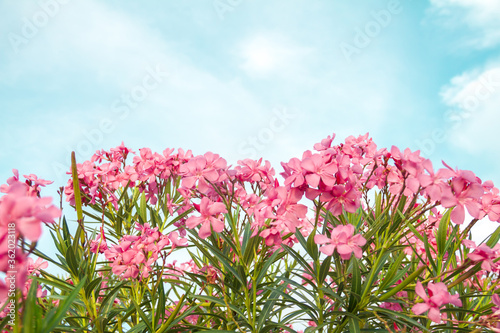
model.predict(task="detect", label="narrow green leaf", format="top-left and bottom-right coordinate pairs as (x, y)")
top-left (195, 237), bottom-right (246, 286)
top-left (256, 250), bottom-right (285, 287)
top-left (85, 277), bottom-right (102, 300)
top-left (257, 283), bottom-right (287, 330)
top-left (139, 192), bottom-right (147, 223)
top-left (379, 266), bottom-right (425, 301)
top-left (373, 307), bottom-right (428, 331)
top-left (378, 251), bottom-right (406, 291)
top-left (23, 279), bottom-right (39, 331)
top-left (422, 233), bottom-right (438, 274)
top-left (193, 294), bottom-right (247, 321)
top-left (99, 281), bottom-right (128, 316)
top-left (71, 152), bottom-right (84, 222)
top-left (65, 246), bottom-right (79, 277)
top-left (132, 297), bottom-right (154, 332)
top-left (318, 256), bottom-right (332, 285)
top-left (282, 245), bottom-right (315, 278)
top-left (241, 221), bottom-right (252, 255)
top-left (306, 229), bottom-right (319, 261)
top-left (486, 225), bottom-right (500, 247)
top-left (42, 277), bottom-right (86, 332)
top-left (437, 209), bottom-right (450, 257)
top-left (154, 281), bottom-right (166, 328)
top-left (349, 317), bottom-right (360, 333)
top-left (351, 258), bottom-right (362, 310)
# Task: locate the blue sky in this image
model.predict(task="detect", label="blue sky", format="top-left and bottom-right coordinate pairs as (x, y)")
top-left (1, 0), bottom-right (500, 241)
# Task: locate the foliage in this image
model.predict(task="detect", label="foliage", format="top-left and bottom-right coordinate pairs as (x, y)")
top-left (1, 134), bottom-right (500, 332)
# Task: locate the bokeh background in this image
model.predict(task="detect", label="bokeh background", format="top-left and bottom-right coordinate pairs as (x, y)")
top-left (1, 0), bottom-right (500, 244)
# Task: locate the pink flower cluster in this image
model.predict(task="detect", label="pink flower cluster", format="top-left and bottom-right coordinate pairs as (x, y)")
top-left (0, 170), bottom-right (60, 300)
top-left (62, 134), bottom-right (500, 255)
top-left (163, 259), bottom-right (199, 280)
top-left (467, 242), bottom-right (500, 273)
top-left (186, 197), bottom-right (227, 239)
top-left (64, 144), bottom-right (193, 208)
top-left (104, 223), bottom-right (186, 280)
top-left (412, 281), bottom-right (462, 323)
top-left (314, 224), bottom-right (366, 260)
top-left (487, 294), bottom-right (500, 332)
top-left (280, 134), bottom-right (374, 216)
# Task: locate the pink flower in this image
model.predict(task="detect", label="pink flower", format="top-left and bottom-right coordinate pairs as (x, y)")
top-left (281, 157), bottom-right (306, 188)
top-left (104, 223), bottom-right (170, 280)
top-left (324, 184), bottom-right (360, 216)
top-left (440, 175), bottom-right (483, 225)
top-left (260, 227), bottom-right (282, 247)
top-left (179, 153), bottom-right (226, 190)
top-left (479, 192), bottom-right (500, 222)
top-left (314, 224), bottom-right (366, 260)
top-left (89, 227), bottom-right (109, 254)
top-left (235, 158), bottom-right (275, 184)
top-left (26, 257), bottom-right (48, 276)
top-left (185, 197), bottom-right (227, 239)
top-left (418, 159), bottom-right (447, 202)
top-left (168, 231), bottom-right (188, 251)
top-left (467, 243), bottom-right (500, 273)
top-left (0, 182), bottom-right (60, 242)
top-left (300, 154), bottom-right (338, 188)
top-left (412, 281), bottom-right (462, 323)
top-left (313, 134), bottom-right (335, 151)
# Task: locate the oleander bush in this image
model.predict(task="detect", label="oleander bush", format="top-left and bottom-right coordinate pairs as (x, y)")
top-left (1, 134), bottom-right (500, 332)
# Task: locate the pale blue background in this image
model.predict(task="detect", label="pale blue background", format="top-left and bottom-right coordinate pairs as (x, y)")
top-left (1, 0), bottom-right (500, 242)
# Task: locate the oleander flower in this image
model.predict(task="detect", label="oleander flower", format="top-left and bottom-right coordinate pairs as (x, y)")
top-left (314, 224), bottom-right (366, 260)
top-left (412, 281), bottom-right (462, 323)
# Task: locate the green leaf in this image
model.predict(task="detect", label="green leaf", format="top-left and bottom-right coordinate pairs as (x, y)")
top-left (71, 152), bottom-right (84, 223)
top-left (486, 225), bottom-right (500, 247)
top-left (0, 316), bottom-right (10, 331)
top-left (256, 250), bottom-right (285, 287)
top-left (422, 233), bottom-right (438, 274)
top-left (37, 275), bottom-right (74, 293)
top-left (65, 246), bottom-right (79, 277)
top-left (318, 256), bottom-right (332, 285)
top-left (282, 245), bottom-right (315, 278)
top-left (348, 258), bottom-right (362, 312)
top-left (62, 217), bottom-right (72, 246)
top-left (378, 251), bottom-right (406, 291)
top-left (261, 323), bottom-right (298, 333)
top-left (306, 229), bottom-right (319, 261)
top-left (379, 266), bottom-right (425, 301)
top-left (295, 229), bottom-right (308, 250)
top-left (193, 295), bottom-right (246, 319)
top-left (149, 206), bottom-right (161, 229)
top-left (23, 279), bottom-right (39, 331)
top-left (242, 230), bottom-right (258, 266)
top-left (257, 282), bottom-right (288, 331)
top-left (85, 277), bottom-right (102, 300)
top-left (42, 277), bottom-right (86, 332)
top-left (132, 297), bottom-right (154, 332)
top-left (138, 192), bottom-right (147, 224)
top-left (437, 209), bottom-right (450, 257)
top-left (154, 281), bottom-right (166, 328)
top-left (349, 317), bottom-right (360, 333)
top-left (195, 237), bottom-right (246, 286)
top-left (241, 221), bottom-right (252, 255)
top-left (98, 281), bottom-right (128, 316)
top-left (372, 307), bottom-right (428, 331)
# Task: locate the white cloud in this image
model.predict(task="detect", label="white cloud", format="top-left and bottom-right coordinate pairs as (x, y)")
top-left (237, 34), bottom-right (312, 77)
top-left (440, 64), bottom-right (500, 153)
top-left (429, 0), bottom-right (500, 48)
